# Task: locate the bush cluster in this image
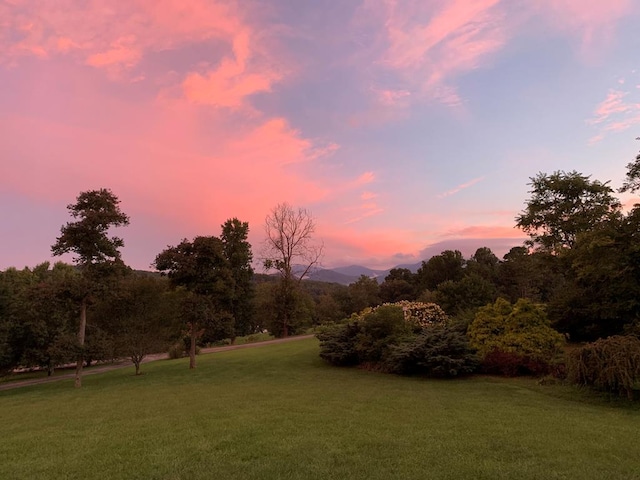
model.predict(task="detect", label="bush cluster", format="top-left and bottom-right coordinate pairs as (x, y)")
top-left (468, 298), bottom-right (565, 375)
top-left (317, 303), bottom-right (477, 378)
top-left (385, 325), bottom-right (478, 377)
top-left (567, 335), bottom-right (640, 399)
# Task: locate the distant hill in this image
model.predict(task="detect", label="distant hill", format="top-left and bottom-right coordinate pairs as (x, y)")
top-left (307, 269), bottom-right (359, 285)
top-left (330, 265), bottom-right (388, 278)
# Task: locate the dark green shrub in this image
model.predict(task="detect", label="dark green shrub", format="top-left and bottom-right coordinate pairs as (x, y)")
top-left (317, 305), bottom-right (413, 366)
top-left (316, 322), bottom-right (360, 366)
top-left (354, 305), bottom-right (412, 363)
top-left (567, 335), bottom-right (640, 399)
top-left (385, 325), bottom-right (478, 377)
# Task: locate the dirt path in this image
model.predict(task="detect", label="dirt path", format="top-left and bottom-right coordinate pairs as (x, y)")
top-left (0, 334), bottom-right (315, 392)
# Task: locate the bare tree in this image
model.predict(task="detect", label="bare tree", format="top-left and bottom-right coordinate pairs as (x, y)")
top-left (262, 203), bottom-right (323, 336)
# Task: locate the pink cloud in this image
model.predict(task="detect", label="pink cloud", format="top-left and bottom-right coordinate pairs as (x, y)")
top-left (182, 33), bottom-right (282, 110)
top-left (438, 177), bottom-right (485, 198)
top-left (588, 90), bottom-right (633, 124)
top-left (353, 171), bottom-right (375, 186)
top-left (535, 0), bottom-right (635, 59)
top-left (361, 191), bottom-right (378, 200)
top-left (587, 88), bottom-right (640, 143)
top-left (320, 227), bottom-right (421, 268)
top-left (0, 98), bottom-right (331, 247)
top-left (0, 1), bottom-right (263, 83)
top-left (367, 0), bottom-right (505, 106)
top-left (374, 88), bottom-right (411, 106)
top-left (85, 36), bottom-right (142, 72)
top-left (444, 225), bottom-right (524, 239)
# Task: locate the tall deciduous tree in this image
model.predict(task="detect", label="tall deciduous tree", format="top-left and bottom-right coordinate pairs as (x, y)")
top-left (348, 275), bottom-right (381, 313)
top-left (416, 250), bottom-right (465, 292)
top-left (515, 171), bottom-right (621, 253)
top-left (379, 268), bottom-right (416, 303)
top-left (96, 275), bottom-right (180, 375)
top-left (262, 203), bottom-right (323, 337)
top-left (619, 138), bottom-right (640, 193)
top-left (154, 236), bottom-right (233, 368)
top-left (51, 188), bottom-right (129, 387)
top-left (221, 218), bottom-right (255, 339)
top-left (15, 262), bottom-right (78, 376)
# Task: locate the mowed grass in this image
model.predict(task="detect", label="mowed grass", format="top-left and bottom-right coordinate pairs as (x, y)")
top-left (1, 338), bottom-right (639, 480)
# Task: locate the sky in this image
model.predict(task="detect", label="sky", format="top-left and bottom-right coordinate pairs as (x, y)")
top-left (1, 0), bottom-right (640, 272)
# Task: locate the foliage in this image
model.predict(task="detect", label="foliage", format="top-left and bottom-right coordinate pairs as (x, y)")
top-left (390, 300), bottom-right (448, 328)
top-left (354, 305), bottom-right (413, 363)
top-left (318, 303), bottom-right (449, 369)
top-left (313, 293), bottom-right (345, 324)
top-left (416, 250), bottom-right (465, 291)
top-left (468, 298), bottom-right (565, 374)
top-left (497, 247), bottom-right (563, 302)
top-left (549, 206), bottom-right (640, 340)
top-left (434, 274), bottom-right (497, 315)
top-left (567, 335), bottom-right (640, 399)
top-left (95, 274), bottom-right (181, 375)
top-left (254, 282), bottom-right (314, 337)
top-left (2, 263), bottom-right (78, 376)
top-left (221, 218), bottom-right (256, 338)
top-left (619, 142), bottom-right (640, 193)
top-left (466, 247), bottom-right (500, 282)
top-left (316, 322), bottom-right (360, 366)
top-left (480, 350), bottom-right (553, 377)
top-left (385, 324), bottom-right (479, 377)
top-left (51, 188), bottom-right (129, 387)
top-left (515, 170), bottom-right (621, 253)
top-left (347, 275), bottom-right (380, 313)
top-left (155, 235), bottom-right (235, 368)
top-left (379, 268), bottom-right (416, 303)
top-left (154, 236), bottom-right (233, 297)
top-left (51, 188), bottom-right (130, 270)
top-left (261, 203), bottom-right (323, 336)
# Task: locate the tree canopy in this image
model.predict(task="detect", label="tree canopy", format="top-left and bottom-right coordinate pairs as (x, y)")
top-left (515, 171), bottom-right (621, 253)
top-left (51, 188), bottom-right (129, 387)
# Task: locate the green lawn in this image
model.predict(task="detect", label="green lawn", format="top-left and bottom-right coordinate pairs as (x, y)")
top-left (1, 338), bottom-right (639, 480)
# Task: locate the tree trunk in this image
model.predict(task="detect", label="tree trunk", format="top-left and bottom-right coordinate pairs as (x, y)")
top-left (75, 298), bottom-right (87, 388)
top-left (189, 325), bottom-right (197, 369)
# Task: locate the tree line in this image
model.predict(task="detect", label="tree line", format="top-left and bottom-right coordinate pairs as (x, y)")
top-left (1, 142), bottom-right (639, 387)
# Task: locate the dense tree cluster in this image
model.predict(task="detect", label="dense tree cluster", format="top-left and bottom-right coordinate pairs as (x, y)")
top-left (2, 143), bottom-right (640, 398)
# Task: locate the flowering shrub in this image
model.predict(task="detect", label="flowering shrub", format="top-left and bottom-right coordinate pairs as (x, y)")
top-left (317, 302), bottom-right (451, 371)
top-left (390, 301), bottom-right (448, 329)
top-left (347, 302), bottom-right (447, 328)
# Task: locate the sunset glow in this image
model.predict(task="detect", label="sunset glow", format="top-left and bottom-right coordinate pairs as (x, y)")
top-left (2, 1), bottom-right (639, 270)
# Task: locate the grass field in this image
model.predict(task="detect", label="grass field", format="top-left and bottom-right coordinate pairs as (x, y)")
top-left (1, 337), bottom-right (639, 480)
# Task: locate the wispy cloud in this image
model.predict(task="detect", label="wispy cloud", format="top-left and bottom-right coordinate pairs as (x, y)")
top-left (535, 0), bottom-right (635, 60)
top-left (363, 0), bottom-right (505, 107)
top-left (587, 87), bottom-right (640, 143)
top-left (353, 171), bottom-right (376, 186)
top-left (444, 225), bottom-right (523, 239)
top-left (344, 206), bottom-right (385, 225)
top-left (361, 191), bottom-right (378, 200)
top-left (438, 177), bottom-right (485, 198)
